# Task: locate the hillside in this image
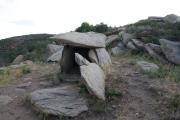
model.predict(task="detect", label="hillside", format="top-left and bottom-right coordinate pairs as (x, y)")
top-left (0, 34), bottom-right (53, 66)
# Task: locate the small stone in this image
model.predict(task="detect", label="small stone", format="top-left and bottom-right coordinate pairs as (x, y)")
top-left (16, 82), bottom-right (32, 89)
top-left (136, 61), bottom-right (159, 73)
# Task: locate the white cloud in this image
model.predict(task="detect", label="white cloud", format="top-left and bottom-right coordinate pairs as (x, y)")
top-left (0, 0), bottom-right (180, 39)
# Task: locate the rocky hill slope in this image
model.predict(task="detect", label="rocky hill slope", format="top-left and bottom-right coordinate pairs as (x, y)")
top-left (0, 34), bottom-right (53, 66)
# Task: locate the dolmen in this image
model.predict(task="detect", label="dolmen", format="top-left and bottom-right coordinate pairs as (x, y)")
top-left (29, 32), bottom-right (111, 118)
top-left (51, 32), bottom-right (112, 100)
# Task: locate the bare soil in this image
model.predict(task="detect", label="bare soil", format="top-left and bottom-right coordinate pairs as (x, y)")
top-left (0, 57), bottom-right (179, 120)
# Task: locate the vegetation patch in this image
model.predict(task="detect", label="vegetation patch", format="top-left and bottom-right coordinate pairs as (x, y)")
top-left (121, 50), bottom-right (180, 83)
top-left (125, 20), bottom-right (180, 44)
top-left (0, 65), bottom-right (31, 87)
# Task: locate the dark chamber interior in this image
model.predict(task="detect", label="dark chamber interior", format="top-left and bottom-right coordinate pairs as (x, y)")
top-left (61, 46), bottom-right (90, 74)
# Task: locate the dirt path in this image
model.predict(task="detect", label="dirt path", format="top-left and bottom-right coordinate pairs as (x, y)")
top-left (111, 57), bottom-right (165, 120)
top-left (0, 57), bottom-right (174, 120)
top-left (0, 63), bottom-right (60, 120)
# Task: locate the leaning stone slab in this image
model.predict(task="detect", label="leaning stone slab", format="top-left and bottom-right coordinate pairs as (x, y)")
top-left (95, 48), bottom-right (112, 73)
top-left (0, 95), bottom-right (13, 107)
top-left (75, 53), bottom-right (90, 66)
top-left (30, 85), bottom-right (88, 117)
top-left (160, 39), bottom-right (180, 65)
top-left (136, 61), bottom-right (159, 73)
top-left (51, 32), bottom-right (106, 48)
top-left (80, 63), bottom-right (106, 100)
top-left (88, 49), bottom-right (98, 64)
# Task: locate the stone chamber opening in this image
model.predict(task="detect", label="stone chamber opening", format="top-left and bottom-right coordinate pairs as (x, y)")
top-left (61, 46), bottom-right (91, 75)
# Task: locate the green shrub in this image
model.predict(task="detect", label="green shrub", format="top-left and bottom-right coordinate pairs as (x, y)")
top-left (22, 66), bottom-right (31, 74)
top-left (75, 22), bottom-right (115, 33)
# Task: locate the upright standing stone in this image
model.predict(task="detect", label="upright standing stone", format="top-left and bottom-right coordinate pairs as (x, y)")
top-left (95, 48), bottom-right (112, 73)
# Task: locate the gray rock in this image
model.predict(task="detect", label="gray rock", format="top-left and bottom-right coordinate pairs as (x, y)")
top-left (47, 48), bottom-right (64, 62)
top-left (111, 42), bottom-right (125, 56)
top-left (88, 49), bottom-right (98, 64)
top-left (119, 31), bottom-right (134, 45)
top-left (51, 32), bottom-right (106, 48)
top-left (47, 44), bottom-right (64, 56)
top-left (30, 85), bottom-right (88, 117)
top-left (60, 46), bottom-right (74, 73)
top-left (160, 39), bottom-right (180, 65)
top-left (0, 95), bottom-right (13, 107)
top-left (148, 16), bottom-right (164, 22)
top-left (105, 35), bottom-right (119, 46)
top-left (131, 39), bottom-right (145, 50)
top-left (80, 63), bottom-right (105, 100)
top-left (95, 48), bottom-right (112, 73)
top-left (127, 41), bottom-right (137, 50)
top-left (146, 43), bottom-right (162, 54)
top-left (111, 47), bottom-right (124, 56)
top-left (11, 55), bottom-right (24, 65)
top-left (23, 60), bottom-right (33, 65)
top-left (164, 14), bottom-right (180, 23)
top-left (75, 53), bottom-right (90, 66)
top-left (137, 61), bottom-right (159, 73)
top-left (17, 82), bottom-right (32, 89)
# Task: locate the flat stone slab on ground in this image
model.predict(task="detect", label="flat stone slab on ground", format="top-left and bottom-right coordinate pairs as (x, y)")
top-left (30, 84), bottom-right (88, 117)
top-left (136, 61), bottom-right (159, 73)
top-left (0, 95), bottom-right (13, 107)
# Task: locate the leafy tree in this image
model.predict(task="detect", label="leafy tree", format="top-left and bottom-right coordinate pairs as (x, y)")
top-left (94, 23), bottom-right (109, 33)
top-left (75, 22), bottom-right (94, 32)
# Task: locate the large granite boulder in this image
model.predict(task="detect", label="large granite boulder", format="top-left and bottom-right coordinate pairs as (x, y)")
top-left (47, 44), bottom-right (63, 56)
top-left (137, 61), bottom-right (159, 73)
top-left (119, 31), bottom-right (134, 45)
top-left (11, 55), bottom-right (24, 65)
top-left (30, 85), bottom-right (88, 117)
top-left (51, 32), bottom-right (106, 48)
top-left (146, 43), bottom-right (162, 54)
top-left (160, 39), bottom-right (180, 65)
top-left (105, 35), bottom-right (119, 46)
top-left (126, 41), bottom-right (137, 50)
top-left (163, 14), bottom-right (180, 23)
top-left (47, 48), bottom-right (64, 62)
top-left (131, 39), bottom-right (145, 50)
top-left (110, 42), bottom-right (125, 56)
top-left (95, 48), bottom-right (112, 73)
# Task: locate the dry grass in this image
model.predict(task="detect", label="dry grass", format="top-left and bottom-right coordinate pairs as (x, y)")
top-left (0, 65), bottom-right (31, 87)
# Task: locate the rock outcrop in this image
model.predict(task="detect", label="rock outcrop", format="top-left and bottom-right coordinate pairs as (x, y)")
top-left (105, 35), bottom-right (119, 46)
top-left (160, 39), bottom-right (180, 65)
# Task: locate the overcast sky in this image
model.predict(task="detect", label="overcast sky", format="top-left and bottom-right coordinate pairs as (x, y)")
top-left (0, 0), bottom-right (180, 39)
